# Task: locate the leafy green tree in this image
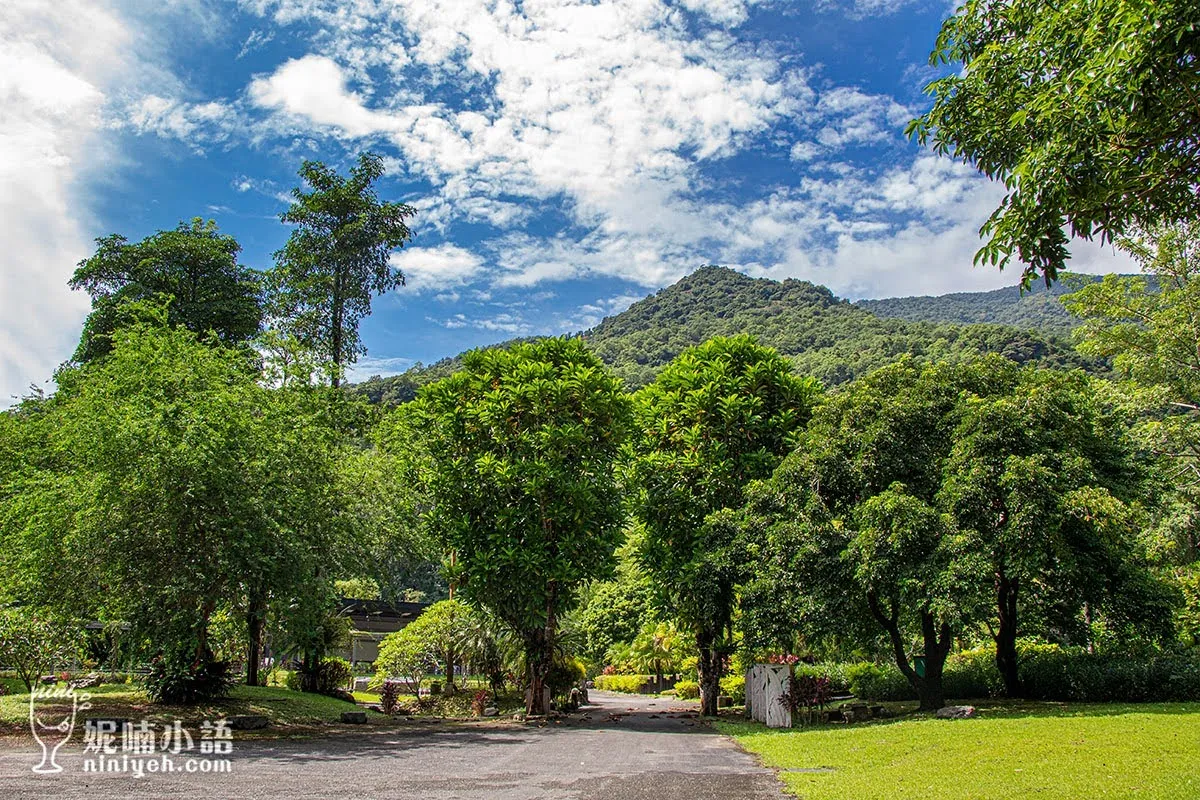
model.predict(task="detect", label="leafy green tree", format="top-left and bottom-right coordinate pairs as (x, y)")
top-left (267, 153), bottom-right (415, 387)
top-left (742, 359), bottom-right (1006, 710)
top-left (564, 531), bottom-right (654, 666)
top-left (0, 313), bottom-right (353, 699)
top-left (908, 0), bottom-right (1200, 286)
top-left (334, 578), bottom-right (382, 601)
top-left (375, 599), bottom-right (473, 695)
top-left (629, 335), bottom-right (820, 715)
top-left (1061, 223), bottom-right (1200, 644)
top-left (1064, 223), bottom-right (1200, 491)
top-left (0, 608), bottom-right (81, 691)
top-left (69, 218), bottom-right (261, 362)
top-left (942, 368), bottom-right (1175, 695)
top-left (412, 338), bottom-right (631, 715)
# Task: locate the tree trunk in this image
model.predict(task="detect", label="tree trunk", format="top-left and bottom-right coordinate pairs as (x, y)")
top-left (868, 592), bottom-right (951, 711)
top-left (524, 627), bottom-right (553, 715)
top-left (444, 645), bottom-right (458, 696)
top-left (246, 590), bottom-right (266, 686)
top-left (696, 627), bottom-right (722, 717)
top-left (330, 266), bottom-right (344, 388)
top-left (524, 589), bottom-right (558, 715)
top-left (993, 572), bottom-right (1021, 698)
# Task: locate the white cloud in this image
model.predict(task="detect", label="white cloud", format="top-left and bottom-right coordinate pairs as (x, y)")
top-left (0, 1), bottom-right (129, 403)
top-left (345, 354), bottom-right (416, 382)
top-left (248, 54), bottom-right (412, 138)
top-left (235, 0), bottom-right (803, 288)
top-left (389, 244), bottom-right (485, 293)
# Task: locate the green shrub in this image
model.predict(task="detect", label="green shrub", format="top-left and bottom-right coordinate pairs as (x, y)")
top-left (548, 657), bottom-right (587, 699)
top-left (316, 657), bottom-right (352, 696)
top-left (846, 662), bottom-right (914, 701)
top-left (1019, 647), bottom-right (1200, 702)
top-left (794, 662), bottom-right (851, 694)
top-left (144, 650), bottom-right (234, 704)
top-left (285, 670), bottom-right (303, 692)
top-left (594, 674), bottom-right (651, 693)
top-left (674, 679), bottom-right (699, 699)
top-left (719, 675), bottom-right (745, 704)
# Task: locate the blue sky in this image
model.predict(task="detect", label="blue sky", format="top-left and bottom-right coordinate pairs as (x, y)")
top-left (3, 0), bottom-right (1131, 402)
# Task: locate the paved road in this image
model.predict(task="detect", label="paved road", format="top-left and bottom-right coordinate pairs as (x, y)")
top-left (0, 691), bottom-right (786, 799)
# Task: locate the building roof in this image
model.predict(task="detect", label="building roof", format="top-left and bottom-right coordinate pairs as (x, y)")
top-left (337, 598), bottom-right (429, 633)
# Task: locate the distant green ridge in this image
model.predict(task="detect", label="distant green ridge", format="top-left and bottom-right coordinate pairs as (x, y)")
top-left (351, 266), bottom-right (1104, 407)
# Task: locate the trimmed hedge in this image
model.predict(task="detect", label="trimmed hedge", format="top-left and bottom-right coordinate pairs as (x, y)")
top-left (593, 674), bottom-right (652, 694)
top-left (674, 679), bottom-right (699, 699)
top-left (794, 647), bottom-right (1200, 703)
top-left (720, 675), bottom-right (745, 704)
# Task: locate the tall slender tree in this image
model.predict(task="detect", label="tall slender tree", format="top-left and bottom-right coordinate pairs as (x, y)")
top-left (629, 335), bottom-right (820, 716)
top-left (408, 338), bottom-right (631, 715)
top-left (267, 152), bottom-right (415, 387)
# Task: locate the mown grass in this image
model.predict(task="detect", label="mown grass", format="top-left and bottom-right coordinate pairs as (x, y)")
top-left (719, 701), bottom-right (1200, 800)
top-left (0, 682), bottom-right (382, 736)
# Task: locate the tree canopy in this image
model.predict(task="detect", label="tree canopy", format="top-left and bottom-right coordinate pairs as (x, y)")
top-left (629, 335), bottom-right (820, 715)
top-left (69, 218), bottom-right (262, 363)
top-left (909, 0), bottom-right (1200, 286)
top-left (268, 152), bottom-right (415, 386)
top-left (408, 337), bottom-right (631, 714)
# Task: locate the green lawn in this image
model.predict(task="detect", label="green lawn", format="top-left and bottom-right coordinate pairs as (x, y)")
top-left (1, 682), bottom-right (382, 736)
top-left (719, 702), bottom-right (1200, 800)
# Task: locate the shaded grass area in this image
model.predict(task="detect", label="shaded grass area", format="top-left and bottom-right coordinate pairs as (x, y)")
top-left (0, 683), bottom-right (382, 737)
top-left (719, 701), bottom-right (1200, 800)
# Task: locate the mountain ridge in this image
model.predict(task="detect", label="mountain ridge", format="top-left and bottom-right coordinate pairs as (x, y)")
top-left (352, 266), bottom-right (1103, 407)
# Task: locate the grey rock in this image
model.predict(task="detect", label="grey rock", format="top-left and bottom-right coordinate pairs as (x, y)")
top-left (70, 672), bottom-right (103, 689)
top-left (230, 714), bottom-right (269, 730)
top-left (934, 705), bottom-right (977, 719)
top-left (340, 711), bottom-right (367, 724)
top-left (482, 707), bottom-right (498, 717)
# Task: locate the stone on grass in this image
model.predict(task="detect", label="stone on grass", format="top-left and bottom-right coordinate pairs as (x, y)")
top-left (340, 711), bottom-right (367, 724)
top-left (70, 672), bottom-right (103, 689)
top-left (935, 705), bottom-right (977, 720)
top-left (482, 707), bottom-right (498, 717)
top-left (230, 715), bottom-right (269, 730)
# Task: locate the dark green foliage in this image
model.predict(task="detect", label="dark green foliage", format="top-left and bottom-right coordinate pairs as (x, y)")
top-left (565, 532), bottom-right (654, 665)
top-left (838, 648), bottom-right (1200, 704)
top-left (70, 218), bottom-right (262, 363)
top-left (1018, 648), bottom-right (1200, 703)
top-left (412, 337), bottom-right (631, 715)
top-left (144, 649), bottom-right (234, 704)
top-left (349, 267), bottom-right (1100, 403)
top-left (856, 274), bottom-right (1102, 333)
top-left (909, 0), bottom-right (1200, 286)
top-left (630, 335), bottom-right (820, 715)
top-left (589, 267), bottom-right (1093, 388)
top-left (316, 657), bottom-right (353, 697)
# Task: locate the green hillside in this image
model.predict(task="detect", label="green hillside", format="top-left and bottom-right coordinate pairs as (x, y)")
top-left (851, 273), bottom-right (1129, 333)
top-left (352, 266), bottom-right (1102, 406)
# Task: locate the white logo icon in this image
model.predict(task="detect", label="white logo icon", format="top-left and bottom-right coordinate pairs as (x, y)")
top-left (29, 685), bottom-right (90, 774)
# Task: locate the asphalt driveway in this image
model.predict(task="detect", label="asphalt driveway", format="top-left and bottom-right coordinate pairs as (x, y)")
top-left (0, 690), bottom-right (786, 799)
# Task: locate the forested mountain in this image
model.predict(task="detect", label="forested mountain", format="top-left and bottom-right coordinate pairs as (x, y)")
top-left (854, 274), bottom-right (1100, 333)
top-left (351, 266), bottom-right (1102, 405)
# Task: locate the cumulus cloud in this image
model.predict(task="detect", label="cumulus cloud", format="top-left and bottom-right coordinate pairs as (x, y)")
top-left (0, 0), bottom-right (128, 403)
top-left (389, 243), bottom-right (485, 293)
